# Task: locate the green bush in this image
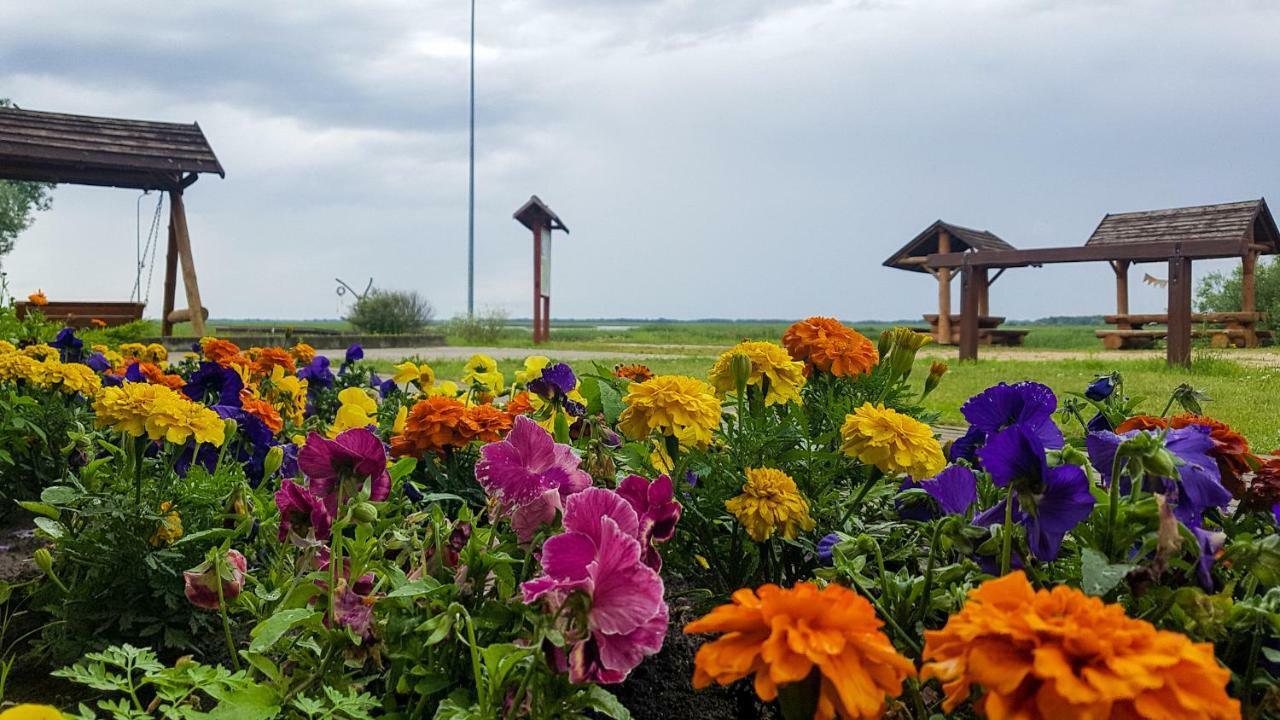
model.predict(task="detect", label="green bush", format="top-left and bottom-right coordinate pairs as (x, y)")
top-left (445, 307), bottom-right (509, 344)
top-left (344, 289), bottom-right (434, 335)
top-left (1197, 256), bottom-right (1280, 329)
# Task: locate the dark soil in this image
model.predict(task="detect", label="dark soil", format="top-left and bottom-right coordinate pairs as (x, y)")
top-left (0, 511), bottom-right (41, 583)
top-left (612, 578), bottom-right (777, 720)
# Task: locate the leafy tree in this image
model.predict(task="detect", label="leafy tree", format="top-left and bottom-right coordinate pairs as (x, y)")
top-left (0, 98), bottom-right (55, 257)
top-left (1196, 256), bottom-right (1280, 329)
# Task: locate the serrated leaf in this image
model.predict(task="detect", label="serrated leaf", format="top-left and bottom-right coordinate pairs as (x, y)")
top-left (598, 381), bottom-right (624, 424)
top-left (1081, 548), bottom-right (1134, 597)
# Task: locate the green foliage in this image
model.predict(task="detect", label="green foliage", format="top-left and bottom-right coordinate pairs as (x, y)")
top-left (0, 386), bottom-right (92, 512)
top-left (1198, 256), bottom-right (1280, 329)
top-left (445, 307), bottom-right (509, 344)
top-left (345, 289), bottom-right (434, 334)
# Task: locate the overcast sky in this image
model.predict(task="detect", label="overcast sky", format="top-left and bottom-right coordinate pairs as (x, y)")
top-left (3, 0), bottom-right (1278, 321)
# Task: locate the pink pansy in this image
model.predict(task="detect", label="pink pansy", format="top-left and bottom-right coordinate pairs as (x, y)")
top-left (298, 428), bottom-right (390, 507)
top-left (615, 474), bottom-right (681, 570)
top-left (521, 487), bottom-right (667, 684)
top-left (274, 479), bottom-right (333, 544)
top-left (475, 416), bottom-right (591, 542)
top-left (183, 549), bottom-right (247, 610)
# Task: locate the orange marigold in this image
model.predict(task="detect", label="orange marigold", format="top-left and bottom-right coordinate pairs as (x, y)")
top-left (614, 363), bottom-right (654, 383)
top-left (200, 338), bottom-right (244, 367)
top-left (468, 404), bottom-right (513, 444)
top-left (241, 395), bottom-right (284, 434)
top-left (506, 390), bottom-right (535, 416)
top-left (1114, 415), bottom-right (1167, 433)
top-left (290, 343), bottom-right (317, 365)
top-left (1170, 413), bottom-right (1257, 497)
top-left (137, 362), bottom-right (186, 390)
top-left (782, 317), bottom-right (878, 378)
top-left (249, 347), bottom-right (297, 377)
top-left (391, 396), bottom-right (480, 457)
top-left (685, 582), bottom-right (913, 720)
top-left (921, 571), bottom-right (1239, 720)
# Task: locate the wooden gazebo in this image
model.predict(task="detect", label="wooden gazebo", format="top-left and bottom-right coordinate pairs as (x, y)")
top-left (0, 106), bottom-right (223, 337)
top-left (883, 220), bottom-right (1025, 345)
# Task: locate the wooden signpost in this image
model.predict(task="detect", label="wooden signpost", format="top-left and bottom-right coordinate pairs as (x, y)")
top-left (513, 196), bottom-right (569, 344)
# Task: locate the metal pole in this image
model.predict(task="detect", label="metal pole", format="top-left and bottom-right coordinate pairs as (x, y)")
top-left (467, 0), bottom-right (476, 316)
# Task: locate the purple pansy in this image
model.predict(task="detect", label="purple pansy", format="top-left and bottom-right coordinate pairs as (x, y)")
top-left (298, 356), bottom-right (334, 390)
top-left (298, 428), bottom-right (390, 509)
top-left (275, 479), bottom-right (333, 544)
top-left (1085, 376), bottom-right (1115, 401)
top-left (1086, 425), bottom-right (1230, 526)
top-left (369, 370), bottom-right (396, 399)
top-left (51, 327), bottom-right (83, 362)
top-left (817, 532), bottom-right (842, 566)
top-left (474, 416), bottom-right (591, 542)
top-left (340, 344), bottom-right (364, 375)
top-left (957, 382), bottom-right (1065, 462)
top-left (897, 465), bottom-right (979, 521)
top-left (615, 474), bottom-right (681, 570)
top-left (183, 362), bottom-right (245, 407)
top-left (85, 351), bottom-right (111, 372)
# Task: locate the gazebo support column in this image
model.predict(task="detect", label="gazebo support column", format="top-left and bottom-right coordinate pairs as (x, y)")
top-left (1167, 254), bottom-right (1192, 367)
top-left (160, 211), bottom-right (179, 337)
top-left (978, 273), bottom-right (990, 317)
top-left (168, 189), bottom-right (207, 338)
top-left (959, 265), bottom-right (985, 361)
top-left (1242, 250), bottom-right (1258, 346)
top-left (936, 230), bottom-right (952, 343)
top-left (1112, 260), bottom-right (1130, 316)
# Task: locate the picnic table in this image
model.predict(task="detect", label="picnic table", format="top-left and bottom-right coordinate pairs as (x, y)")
top-left (15, 300), bottom-right (146, 329)
top-left (923, 314), bottom-right (1028, 346)
top-left (1096, 311), bottom-right (1272, 349)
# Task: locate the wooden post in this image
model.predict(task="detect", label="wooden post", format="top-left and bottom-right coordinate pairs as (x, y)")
top-left (542, 296), bottom-right (550, 342)
top-left (959, 265), bottom-right (984, 361)
top-left (1167, 254), bottom-right (1192, 367)
top-left (168, 190), bottom-right (206, 337)
top-left (978, 272), bottom-right (990, 318)
top-left (532, 226), bottom-right (543, 343)
top-left (1242, 251), bottom-right (1257, 313)
top-left (1113, 260), bottom-right (1130, 317)
top-left (936, 230), bottom-right (952, 344)
top-left (160, 210), bottom-right (179, 337)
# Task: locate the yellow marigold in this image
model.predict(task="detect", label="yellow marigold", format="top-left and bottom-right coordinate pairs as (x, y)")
top-left (686, 581), bottom-right (914, 720)
top-left (921, 571), bottom-right (1239, 719)
top-left (27, 290), bottom-right (48, 306)
top-left (840, 402), bottom-right (944, 479)
top-left (200, 337), bottom-right (244, 367)
top-left (118, 342), bottom-right (146, 360)
top-left (391, 395), bottom-right (480, 457)
top-left (0, 340), bottom-right (15, 354)
top-left (613, 363), bottom-right (654, 383)
top-left (143, 392), bottom-right (227, 447)
top-left (782, 317), bottom-right (879, 378)
top-left (29, 360), bottom-right (101, 396)
top-left (21, 344), bottom-right (58, 362)
top-left (618, 375), bottom-right (722, 448)
top-left (290, 342), bottom-right (317, 365)
top-left (0, 703), bottom-right (63, 720)
top-left (150, 501), bottom-right (184, 547)
top-left (94, 382), bottom-right (169, 437)
top-left (725, 467), bottom-right (815, 542)
top-left (142, 343), bottom-right (168, 364)
top-left (708, 341), bottom-right (806, 405)
top-left (328, 387), bottom-right (379, 438)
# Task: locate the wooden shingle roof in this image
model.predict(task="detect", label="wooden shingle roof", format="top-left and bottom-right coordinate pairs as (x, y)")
top-left (1086, 199), bottom-right (1279, 252)
top-left (884, 220), bottom-right (1015, 273)
top-left (0, 106), bottom-right (223, 191)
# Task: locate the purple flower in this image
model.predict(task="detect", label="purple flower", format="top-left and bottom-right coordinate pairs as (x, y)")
top-left (521, 488), bottom-right (667, 684)
top-left (123, 362), bottom-right (144, 383)
top-left (897, 465), bottom-right (978, 520)
top-left (1087, 412), bottom-right (1112, 433)
top-left (1190, 522), bottom-right (1225, 591)
top-left (369, 370), bottom-right (396, 398)
top-left (298, 356), bottom-right (334, 390)
top-left (1086, 425), bottom-right (1230, 526)
top-left (948, 425), bottom-right (986, 464)
top-left (817, 533), bottom-right (841, 565)
top-left (184, 362), bottom-right (244, 407)
top-left (973, 425), bottom-right (1095, 561)
top-left (1085, 376), bottom-right (1115, 401)
top-left (333, 583), bottom-right (377, 640)
top-left (183, 549), bottom-right (247, 610)
top-left (85, 351), bottom-right (111, 372)
top-left (51, 327), bottom-right (83, 362)
top-left (474, 416), bottom-right (591, 542)
top-left (275, 479), bottom-right (333, 543)
top-left (960, 382), bottom-right (1065, 457)
top-left (616, 474), bottom-right (681, 570)
top-left (340, 344), bottom-right (364, 375)
top-left (298, 428), bottom-right (390, 508)
top-left (528, 362), bottom-right (576, 399)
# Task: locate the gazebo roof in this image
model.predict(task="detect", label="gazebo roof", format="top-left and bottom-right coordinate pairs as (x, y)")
top-left (0, 106), bottom-right (223, 191)
top-left (514, 195), bottom-right (569, 234)
top-left (1086, 199), bottom-right (1279, 252)
top-left (884, 220), bottom-right (1014, 273)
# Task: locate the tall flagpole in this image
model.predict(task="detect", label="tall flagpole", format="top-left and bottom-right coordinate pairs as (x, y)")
top-left (467, 0), bottom-right (476, 317)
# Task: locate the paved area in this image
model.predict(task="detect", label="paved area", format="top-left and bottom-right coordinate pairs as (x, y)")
top-left (328, 345), bottom-right (696, 363)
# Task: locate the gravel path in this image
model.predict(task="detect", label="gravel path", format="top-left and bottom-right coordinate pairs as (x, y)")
top-left (330, 346), bottom-right (698, 362)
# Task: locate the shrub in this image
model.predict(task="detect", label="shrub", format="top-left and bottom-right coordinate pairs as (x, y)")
top-left (345, 289), bottom-right (434, 335)
top-left (1197, 256), bottom-right (1280, 329)
top-left (446, 307), bottom-right (510, 344)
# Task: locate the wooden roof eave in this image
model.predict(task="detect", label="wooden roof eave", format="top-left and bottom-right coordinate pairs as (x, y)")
top-left (926, 238), bottom-right (1265, 271)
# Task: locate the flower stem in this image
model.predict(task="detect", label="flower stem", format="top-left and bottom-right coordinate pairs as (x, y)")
top-left (214, 553), bottom-right (240, 671)
top-left (1105, 454), bottom-right (1125, 558)
top-left (916, 520), bottom-right (945, 626)
top-left (1000, 493), bottom-right (1015, 576)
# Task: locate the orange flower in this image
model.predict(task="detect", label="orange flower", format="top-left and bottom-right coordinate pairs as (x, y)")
top-left (614, 363), bottom-right (654, 383)
top-left (782, 317), bottom-right (878, 378)
top-left (90, 318), bottom-right (107, 328)
top-left (1114, 415), bottom-right (1167, 433)
top-left (921, 572), bottom-right (1239, 720)
top-left (241, 395), bottom-right (284, 434)
top-left (27, 290), bottom-right (48, 306)
top-left (137, 362), bottom-right (186, 390)
top-left (686, 582), bottom-right (913, 720)
top-left (468, 404), bottom-right (513, 443)
top-left (506, 390), bottom-right (535, 416)
top-left (248, 347), bottom-right (296, 377)
top-left (200, 338), bottom-right (244, 367)
top-left (391, 396), bottom-right (480, 457)
top-left (1170, 413), bottom-right (1257, 497)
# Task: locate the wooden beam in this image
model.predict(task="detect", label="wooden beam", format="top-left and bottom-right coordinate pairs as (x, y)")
top-left (937, 230), bottom-right (952, 344)
top-left (160, 210), bottom-right (179, 337)
top-left (168, 190), bottom-right (206, 337)
top-left (927, 238), bottom-right (1252, 270)
top-left (959, 265), bottom-right (984, 360)
top-left (1114, 260), bottom-right (1130, 316)
top-left (1167, 255), bottom-right (1193, 367)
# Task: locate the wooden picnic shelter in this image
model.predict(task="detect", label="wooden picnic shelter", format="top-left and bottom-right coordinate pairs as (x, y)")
top-left (0, 106), bottom-right (224, 337)
top-left (883, 220), bottom-right (1026, 346)
top-left (925, 199), bottom-right (1280, 367)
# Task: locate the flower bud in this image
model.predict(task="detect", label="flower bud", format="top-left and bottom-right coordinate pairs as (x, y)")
top-left (923, 360), bottom-right (948, 398)
top-left (351, 501), bottom-right (379, 524)
top-left (877, 329), bottom-right (894, 360)
top-left (223, 418), bottom-right (239, 438)
top-left (34, 547), bottom-right (54, 575)
top-left (263, 445), bottom-right (284, 479)
top-left (728, 353), bottom-right (752, 397)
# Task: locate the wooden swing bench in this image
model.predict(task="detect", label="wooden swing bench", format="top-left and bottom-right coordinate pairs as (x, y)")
top-left (15, 300), bottom-right (145, 329)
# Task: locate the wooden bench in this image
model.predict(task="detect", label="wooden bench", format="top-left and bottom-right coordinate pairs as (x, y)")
top-left (922, 314), bottom-right (1027, 346)
top-left (15, 300), bottom-right (145, 329)
top-left (1097, 312), bottom-right (1272, 349)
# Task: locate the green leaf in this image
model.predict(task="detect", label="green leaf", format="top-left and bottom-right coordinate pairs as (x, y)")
top-left (386, 577), bottom-right (444, 598)
top-left (172, 527), bottom-right (235, 547)
top-left (598, 381), bottom-right (625, 424)
top-left (40, 485), bottom-right (79, 505)
top-left (33, 516), bottom-right (64, 539)
top-left (1081, 548), bottom-right (1134, 597)
top-left (17, 500), bottom-right (59, 519)
top-left (578, 686), bottom-right (632, 720)
top-left (390, 456), bottom-right (418, 481)
top-left (248, 609), bottom-right (321, 653)
top-left (201, 682), bottom-right (282, 720)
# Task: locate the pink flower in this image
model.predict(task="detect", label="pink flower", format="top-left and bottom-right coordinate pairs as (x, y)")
top-left (521, 488), bottom-right (668, 684)
top-left (616, 474), bottom-right (681, 570)
top-left (298, 428), bottom-right (390, 507)
top-left (183, 549), bottom-right (247, 610)
top-left (334, 583), bottom-right (377, 641)
top-left (274, 479), bottom-right (332, 544)
top-left (475, 416), bottom-right (591, 542)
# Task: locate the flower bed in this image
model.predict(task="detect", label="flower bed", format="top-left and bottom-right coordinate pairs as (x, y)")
top-left (0, 317), bottom-right (1275, 720)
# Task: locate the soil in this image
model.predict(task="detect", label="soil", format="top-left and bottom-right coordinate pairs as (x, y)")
top-left (612, 579), bottom-right (777, 720)
top-left (0, 511), bottom-right (41, 583)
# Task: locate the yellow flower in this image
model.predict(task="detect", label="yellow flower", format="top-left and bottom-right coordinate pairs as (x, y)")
top-left (392, 360), bottom-right (435, 391)
top-left (514, 355), bottom-right (551, 386)
top-left (618, 375), bottom-right (722, 449)
top-left (428, 380), bottom-right (460, 399)
top-left (840, 402), bottom-right (944, 479)
top-left (143, 343), bottom-right (168, 364)
top-left (708, 341), bottom-right (805, 405)
top-left (328, 387), bottom-right (379, 437)
top-left (144, 392), bottom-right (227, 446)
top-left (725, 468), bottom-right (815, 542)
top-left (0, 340), bottom-right (14, 354)
top-left (118, 342), bottom-right (146, 360)
top-left (527, 386), bottom-right (589, 432)
top-left (462, 354), bottom-right (504, 394)
top-left (0, 704), bottom-right (63, 720)
top-left (263, 365), bottom-right (307, 426)
top-left (150, 501), bottom-right (184, 547)
top-left (393, 404), bottom-right (408, 434)
top-left (91, 344), bottom-right (124, 368)
top-left (0, 351), bottom-right (42, 385)
top-left (94, 383), bottom-right (169, 437)
top-left (29, 360), bottom-right (102, 396)
top-left (290, 343), bottom-right (317, 365)
top-left (21, 344), bottom-right (58, 362)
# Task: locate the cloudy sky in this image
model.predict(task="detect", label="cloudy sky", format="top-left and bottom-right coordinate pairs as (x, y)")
top-left (3, 0), bottom-right (1278, 321)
